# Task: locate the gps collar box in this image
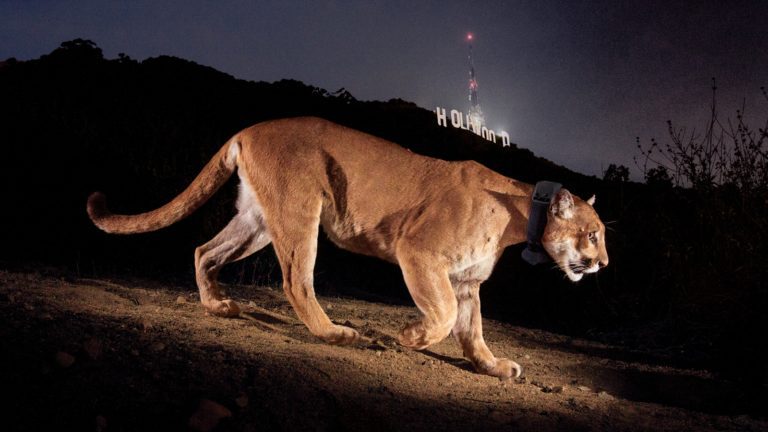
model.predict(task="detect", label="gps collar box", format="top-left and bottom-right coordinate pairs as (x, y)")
top-left (521, 181), bottom-right (562, 265)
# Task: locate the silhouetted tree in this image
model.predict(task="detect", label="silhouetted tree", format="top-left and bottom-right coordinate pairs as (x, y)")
top-left (50, 38), bottom-right (103, 61)
top-left (644, 165), bottom-right (672, 188)
top-left (603, 163), bottom-right (630, 182)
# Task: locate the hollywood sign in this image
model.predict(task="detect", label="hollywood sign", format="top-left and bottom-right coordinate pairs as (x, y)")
top-left (435, 107), bottom-right (510, 147)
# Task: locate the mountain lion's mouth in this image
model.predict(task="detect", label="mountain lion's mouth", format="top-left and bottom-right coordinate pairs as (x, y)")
top-left (563, 262), bottom-right (584, 282)
top-left (565, 272), bottom-right (583, 282)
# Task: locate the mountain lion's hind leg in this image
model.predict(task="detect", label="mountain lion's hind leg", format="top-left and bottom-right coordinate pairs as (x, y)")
top-left (452, 281), bottom-right (521, 379)
top-left (194, 210), bottom-right (271, 317)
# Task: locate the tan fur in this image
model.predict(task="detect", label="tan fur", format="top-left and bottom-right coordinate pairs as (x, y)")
top-left (87, 117), bottom-right (608, 378)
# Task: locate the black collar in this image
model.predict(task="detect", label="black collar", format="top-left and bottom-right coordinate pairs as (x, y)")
top-left (521, 181), bottom-right (561, 265)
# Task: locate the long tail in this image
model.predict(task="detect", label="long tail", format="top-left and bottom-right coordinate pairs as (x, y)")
top-left (87, 139), bottom-right (240, 234)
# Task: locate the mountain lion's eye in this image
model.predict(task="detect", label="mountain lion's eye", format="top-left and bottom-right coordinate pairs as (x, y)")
top-left (588, 231), bottom-right (598, 244)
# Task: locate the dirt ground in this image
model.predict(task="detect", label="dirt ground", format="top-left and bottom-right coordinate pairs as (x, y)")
top-left (0, 270), bottom-right (765, 431)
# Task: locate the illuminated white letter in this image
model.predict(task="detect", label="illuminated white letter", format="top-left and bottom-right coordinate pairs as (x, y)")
top-left (500, 131), bottom-right (510, 147)
top-left (465, 113), bottom-right (475, 133)
top-left (450, 110), bottom-right (461, 128)
top-left (435, 107), bottom-right (447, 127)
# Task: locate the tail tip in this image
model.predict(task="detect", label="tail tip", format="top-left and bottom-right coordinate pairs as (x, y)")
top-left (87, 191), bottom-right (109, 220)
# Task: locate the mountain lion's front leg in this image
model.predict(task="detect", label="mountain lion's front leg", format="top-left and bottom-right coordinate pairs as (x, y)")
top-left (453, 281), bottom-right (521, 379)
top-left (396, 250), bottom-right (458, 350)
top-left (270, 200), bottom-right (359, 345)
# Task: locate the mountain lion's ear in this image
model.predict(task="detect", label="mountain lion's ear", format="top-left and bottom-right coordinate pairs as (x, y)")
top-left (586, 195), bottom-right (596, 206)
top-left (551, 189), bottom-right (574, 219)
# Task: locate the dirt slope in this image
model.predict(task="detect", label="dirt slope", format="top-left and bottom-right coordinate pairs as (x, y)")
top-left (0, 271), bottom-right (765, 431)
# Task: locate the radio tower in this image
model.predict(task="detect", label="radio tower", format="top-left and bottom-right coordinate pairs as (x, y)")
top-left (467, 33), bottom-right (485, 129)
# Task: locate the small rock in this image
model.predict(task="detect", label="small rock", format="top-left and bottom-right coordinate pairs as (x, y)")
top-left (150, 341), bottom-right (166, 352)
top-left (524, 354), bottom-right (531, 359)
top-left (577, 385), bottom-right (591, 392)
top-left (130, 349), bottom-right (140, 356)
top-left (83, 338), bottom-right (104, 360)
top-left (141, 320), bottom-right (153, 332)
top-left (235, 393), bottom-right (249, 408)
top-left (326, 303), bottom-right (333, 310)
top-left (552, 385), bottom-right (565, 393)
top-left (39, 312), bottom-right (54, 321)
top-left (188, 399), bottom-right (232, 432)
top-left (376, 351), bottom-right (382, 356)
top-left (176, 296), bottom-right (187, 304)
top-left (55, 351), bottom-right (75, 368)
top-left (598, 390), bottom-right (615, 400)
top-left (24, 303), bottom-right (35, 311)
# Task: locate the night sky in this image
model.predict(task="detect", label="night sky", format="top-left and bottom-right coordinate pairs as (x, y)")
top-left (3, 0), bottom-right (767, 178)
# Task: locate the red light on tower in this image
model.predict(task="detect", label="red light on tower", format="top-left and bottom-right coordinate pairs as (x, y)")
top-left (467, 33), bottom-right (473, 41)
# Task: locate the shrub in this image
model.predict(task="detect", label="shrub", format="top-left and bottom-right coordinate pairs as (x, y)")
top-left (633, 79), bottom-right (768, 381)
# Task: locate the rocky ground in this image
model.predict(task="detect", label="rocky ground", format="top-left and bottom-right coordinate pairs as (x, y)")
top-left (0, 270), bottom-right (765, 431)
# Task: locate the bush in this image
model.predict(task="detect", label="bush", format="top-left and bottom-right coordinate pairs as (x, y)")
top-left (636, 79), bottom-right (768, 193)
top-left (633, 80), bottom-right (768, 381)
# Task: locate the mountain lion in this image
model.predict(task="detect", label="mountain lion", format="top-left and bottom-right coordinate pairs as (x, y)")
top-left (87, 117), bottom-right (608, 379)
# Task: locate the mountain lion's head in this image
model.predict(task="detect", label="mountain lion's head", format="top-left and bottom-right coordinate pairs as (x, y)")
top-left (542, 189), bottom-right (609, 282)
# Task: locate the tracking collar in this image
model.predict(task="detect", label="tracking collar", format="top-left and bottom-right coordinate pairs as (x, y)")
top-left (521, 181), bottom-right (562, 265)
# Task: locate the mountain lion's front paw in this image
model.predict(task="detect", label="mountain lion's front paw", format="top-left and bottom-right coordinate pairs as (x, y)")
top-left (478, 357), bottom-right (522, 380)
top-left (321, 324), bottom-right (360, 345)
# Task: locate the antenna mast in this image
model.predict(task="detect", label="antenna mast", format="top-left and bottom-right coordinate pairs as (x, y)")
top-left (467, 33), bottom-right (485, 129)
